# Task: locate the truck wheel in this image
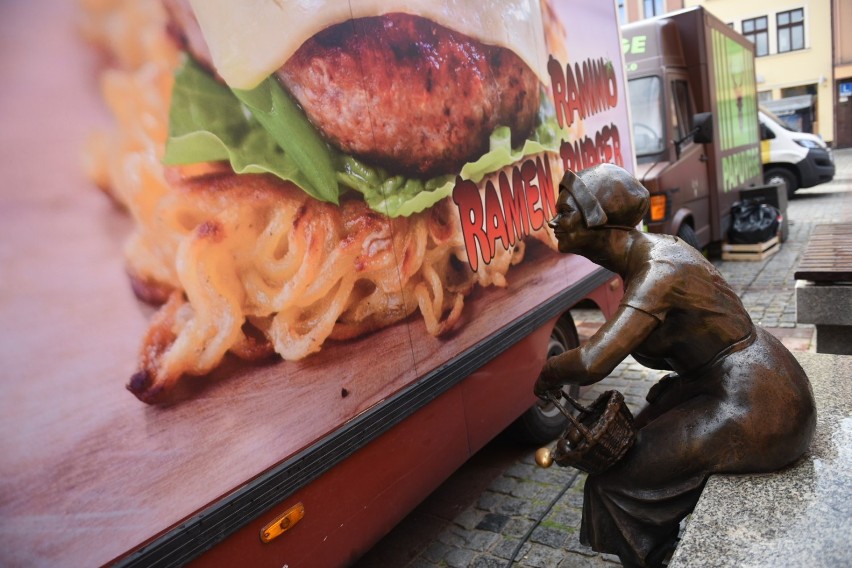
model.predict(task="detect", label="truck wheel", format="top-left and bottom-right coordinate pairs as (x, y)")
top-left (677, 223), bottom-right (700, 250)
top-left (508, 315), bottom-right (580, 445)
top-left (765, 168), bottom-right (798, 199)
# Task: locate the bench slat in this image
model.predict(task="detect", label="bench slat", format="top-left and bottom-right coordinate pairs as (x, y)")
top-left (793, 224), bottom-right (852, 282)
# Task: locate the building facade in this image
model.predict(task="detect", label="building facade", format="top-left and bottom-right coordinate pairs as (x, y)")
top-left (683, 0), bottom-right (833, 144)
top-left (834, 0), bottom-right (852, 148)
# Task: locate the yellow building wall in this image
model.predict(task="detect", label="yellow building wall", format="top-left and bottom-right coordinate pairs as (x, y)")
top-left (684, 0), bottom-right (834, 143)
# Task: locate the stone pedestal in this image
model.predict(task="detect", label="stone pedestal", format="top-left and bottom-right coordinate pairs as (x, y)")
top-left (669, 352), bottom-right (852, 567)
top-left (796, 281), bottom-right (852, 355)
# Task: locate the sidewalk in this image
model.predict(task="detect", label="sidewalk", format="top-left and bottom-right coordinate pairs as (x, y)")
top-left (355, 149), bottom-right (852, 568)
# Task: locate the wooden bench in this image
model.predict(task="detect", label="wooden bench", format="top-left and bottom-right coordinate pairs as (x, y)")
top-left (794, 224), bottom-right (852, 355)
top-left (668, 352), bottom-right (852, 567)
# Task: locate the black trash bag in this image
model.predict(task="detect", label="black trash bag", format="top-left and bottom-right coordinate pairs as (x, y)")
top-left (728, 200), bottom-right (780, 244)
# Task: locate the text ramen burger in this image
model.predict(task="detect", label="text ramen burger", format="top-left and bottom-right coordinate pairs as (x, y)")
top-left (83, 0), bottom-right (575, 403)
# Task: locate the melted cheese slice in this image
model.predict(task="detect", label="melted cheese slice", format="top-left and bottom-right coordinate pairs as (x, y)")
top-left (188, 0), bottom-right (547, 90)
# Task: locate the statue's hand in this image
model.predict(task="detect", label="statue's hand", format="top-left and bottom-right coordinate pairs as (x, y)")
top-left (534, 361), bottom-right (564, 400)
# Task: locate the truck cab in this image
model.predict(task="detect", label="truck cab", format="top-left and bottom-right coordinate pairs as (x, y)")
top-left (624, 19), bottom-right (709, 248)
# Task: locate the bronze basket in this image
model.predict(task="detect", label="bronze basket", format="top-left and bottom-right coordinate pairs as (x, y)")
top-left (546, 389), bottom-right (637, 475)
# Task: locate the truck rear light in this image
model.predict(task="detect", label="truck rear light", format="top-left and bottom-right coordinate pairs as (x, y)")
top-left (649, 194), bottom-right (667, 222)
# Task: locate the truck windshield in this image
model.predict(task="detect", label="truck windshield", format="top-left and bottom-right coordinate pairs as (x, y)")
top-left (628, 77), bottom-right (665, 156)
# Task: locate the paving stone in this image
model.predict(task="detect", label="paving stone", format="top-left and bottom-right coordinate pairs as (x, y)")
top-left (511, 479), bottom-right (545, 500)
top-left (530, 525), bottom-right (568, 548)
top-left (505, 462), bottom-right (538, 479)
top-left (565, 530), bottom-right (597, 557)
top-left (489, 475), bottom-right (518, 495)
top-left (470, 555), bottom-right (507, 568)
top-left (517, 542), bottom-right (569, 567)
top-left (421, 541), bottom-right (451, 563)
top-left (454, 507), bottom-right (483, 531)
top-left (444, 548), bottom-right (476, 568)
top-left (548, 504), bottom-right (582, 528)
top-left (625, 384), bottom-right (650, 396)
top-left (450, 527), bottom-right (501, 552)
top-left (476, 512), bottom-right (510, 533)
top-left (497, 495), bottom-right (528, 516)
top-left (529, 466), bottom-right (570, 485)
top-left (436, 527), bottom-right (468, 548)
top-left (477, 491), bottom-right (502, 512)
top-left (523, 498), bottom-right (554, 519)
top-left (491, 537), bottom-right (531, 561)
top-left (558, 554), bottom-right (614, 568)
top-left (503, 517), bottom-right (536, 538)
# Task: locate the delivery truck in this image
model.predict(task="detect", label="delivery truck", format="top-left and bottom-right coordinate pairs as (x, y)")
top-left (0, 1), bottom-right (632, 566)
top-left (622, 6), bottom-right (763, 249)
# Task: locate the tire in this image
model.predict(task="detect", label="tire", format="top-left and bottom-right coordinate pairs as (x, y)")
top-left (677, 223), bottom-right (700, 250)
top-left (764, 168), bottom-right (798, 199)
top-left (508, 315), bottom-right (580, 445)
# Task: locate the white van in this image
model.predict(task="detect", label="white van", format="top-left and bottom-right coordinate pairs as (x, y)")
top-left (759, 108), bottom-right (835, 198)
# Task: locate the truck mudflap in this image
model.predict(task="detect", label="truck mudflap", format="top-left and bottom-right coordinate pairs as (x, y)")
top-left (798, 148), bottom-right (836, 188)
top-left (116, 267), bottom-right (614, 568)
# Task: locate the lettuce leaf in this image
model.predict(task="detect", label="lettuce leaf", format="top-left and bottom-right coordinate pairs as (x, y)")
top-left (338, 115), bottom-right (567, 217)
top-left (232, 76), bottom-right (340, 203)
top-left (164, 56), bottom-right (570, 217)
top-left (164, 56), bottom-right (341, 204)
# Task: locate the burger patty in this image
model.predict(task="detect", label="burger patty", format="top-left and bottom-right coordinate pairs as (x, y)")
top-left (164, 3), bottom-right (541, 179)
top-left (278, 14), bottom-right (541, 178)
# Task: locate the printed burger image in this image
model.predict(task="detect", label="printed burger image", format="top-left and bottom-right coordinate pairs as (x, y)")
top-left (1, 1), bottom-right (633, 564)
top-left (84, 0), bottom-right (626, 403)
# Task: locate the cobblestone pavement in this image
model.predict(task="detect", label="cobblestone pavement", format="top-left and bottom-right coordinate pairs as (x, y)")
top-left (356, 149), bottom-right (852, 568)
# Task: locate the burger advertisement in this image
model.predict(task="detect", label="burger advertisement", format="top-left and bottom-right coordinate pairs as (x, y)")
top-left (0, 0), bottom-right (632, 565)
top-left (99, 0), bottom-right (634, 404)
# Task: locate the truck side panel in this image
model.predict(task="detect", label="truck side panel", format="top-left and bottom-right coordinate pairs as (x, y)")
top-left (0, 2), bottom-right (634, 567)
top-left (670, 8), bottom-right (761, 240)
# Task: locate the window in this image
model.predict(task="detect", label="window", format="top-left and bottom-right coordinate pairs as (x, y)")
top-left (742, 16), bottom-right (769, 57)
top-left (777, 9), bottom-right (805, 53)
top-left (671, 80), bottom-right (694, 142)
top-left (618, 0), bottom-right (626, 24)
top-left (628, 77), bottom-right (665, 157)
top-left (644, 0), bottom-right (664, 18)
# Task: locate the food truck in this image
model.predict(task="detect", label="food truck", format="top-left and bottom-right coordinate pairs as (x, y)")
top-left (0, 1), bottom-right (632, 566)
top-left (622, 6), bottom-right (762, 249)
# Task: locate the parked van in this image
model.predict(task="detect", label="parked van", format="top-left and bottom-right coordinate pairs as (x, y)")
top-left (759, 108), bottom-right (836, 197)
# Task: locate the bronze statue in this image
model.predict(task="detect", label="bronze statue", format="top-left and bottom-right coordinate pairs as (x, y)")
top-left (535, 164), bottom-right (816, 568)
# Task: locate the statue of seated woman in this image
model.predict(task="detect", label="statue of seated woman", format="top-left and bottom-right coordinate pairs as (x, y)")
top-left (536, 164), bottom-right (816, 568)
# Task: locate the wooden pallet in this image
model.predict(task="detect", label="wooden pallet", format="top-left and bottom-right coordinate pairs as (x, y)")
top-left (722, 236), bottom-right (780, 261)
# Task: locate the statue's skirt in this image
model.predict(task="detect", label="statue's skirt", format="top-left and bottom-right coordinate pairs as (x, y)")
top-left (580, 327), bottom-right (816, 567)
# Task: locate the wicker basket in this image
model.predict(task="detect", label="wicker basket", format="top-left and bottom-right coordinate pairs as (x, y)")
top-left (546, 389), bottom-right (637, 475)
